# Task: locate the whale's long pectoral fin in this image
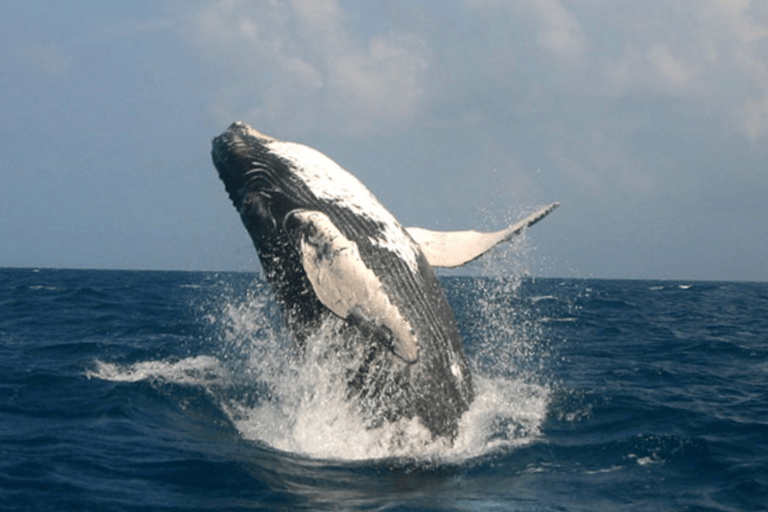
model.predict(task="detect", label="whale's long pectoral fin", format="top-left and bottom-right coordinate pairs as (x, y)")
top-left (286, 210), bottom-right (419, 363)
top-left (407, 202), bottom-right (559, 268)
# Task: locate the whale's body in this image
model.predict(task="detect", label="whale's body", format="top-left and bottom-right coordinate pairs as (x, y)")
top-left (211, 122), bottom-right (558, 439)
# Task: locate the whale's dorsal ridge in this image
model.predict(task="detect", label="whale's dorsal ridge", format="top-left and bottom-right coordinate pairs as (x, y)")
top-left (407, 202), bottom-right (560, 268)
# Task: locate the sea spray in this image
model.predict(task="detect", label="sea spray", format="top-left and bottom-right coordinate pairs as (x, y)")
top-left (90, 217), bottom-right (554, 462)
top-left (12, 269), bottom-right (766, 510)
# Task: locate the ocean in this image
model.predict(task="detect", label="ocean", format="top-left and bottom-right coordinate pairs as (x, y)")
top-left (1, 267), bottom-right (766, 511)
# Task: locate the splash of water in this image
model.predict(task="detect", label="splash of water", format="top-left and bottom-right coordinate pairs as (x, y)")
top-left (90, 213), bottom-right (553, 463)
top-left (210, 302), bottom-right (551, 462)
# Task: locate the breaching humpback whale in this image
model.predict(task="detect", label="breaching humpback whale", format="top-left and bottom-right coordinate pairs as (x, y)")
top-left (211, 121), bottom-right (558, 440)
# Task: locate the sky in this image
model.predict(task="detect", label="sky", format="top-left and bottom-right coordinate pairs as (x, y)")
top-left (1, 0), bottom-right (767, 281)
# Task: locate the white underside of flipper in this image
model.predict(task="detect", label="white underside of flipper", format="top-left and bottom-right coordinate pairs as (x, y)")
top-left (407, 202), bottom-right (560, 268)
top-left (289, 210), bottom-right (419, 363)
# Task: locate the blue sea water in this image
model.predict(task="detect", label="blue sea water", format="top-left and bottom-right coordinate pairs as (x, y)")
top-left (1, 267), bottom-right (767, 511)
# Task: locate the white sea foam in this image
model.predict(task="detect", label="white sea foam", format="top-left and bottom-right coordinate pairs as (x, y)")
top-left (28, 285), bottom-right (59, 291)
top-left (87, 356), bottom-right (227, 384)
top-left (90, 351), bottom-right (548, 462)
top-left (221, 334), bottom-right (549, 462)
top-left (89, 211), bottom-right (551, 462)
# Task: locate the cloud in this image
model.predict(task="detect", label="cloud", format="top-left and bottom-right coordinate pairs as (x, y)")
top-left (183, 0), bottom-right (768, 141)
top-left (742, 95), bottom-right (768, 139)
top-left (185, 0), bottom-right (428, 132)
top-left (599, 0), bottom-right (768, 138)
top-left (606, 43), bottom-right (702, 96)
top-left (523, 0), bottom-right (587, 60)
top-left (464, 0), bottom-right (768, 141)
top-left (466, 0), bottom-right (587, 60)
top-left (712, 1), bottom-right (768, 138)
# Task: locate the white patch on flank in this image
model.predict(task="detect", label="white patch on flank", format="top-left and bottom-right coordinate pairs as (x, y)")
top-left (267, 140), bottom-right (420, 272)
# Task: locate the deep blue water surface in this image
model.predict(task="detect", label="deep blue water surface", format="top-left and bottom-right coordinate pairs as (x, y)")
top-left (1, 268), bottom-right (767, 511)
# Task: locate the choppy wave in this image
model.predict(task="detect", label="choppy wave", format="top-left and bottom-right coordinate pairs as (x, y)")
top-left (90, 261), bottom-right (552, 463)
top-left (4, 267), bottom-right (768, 511)
top-left (90, 352), bottom-right (549, 462)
